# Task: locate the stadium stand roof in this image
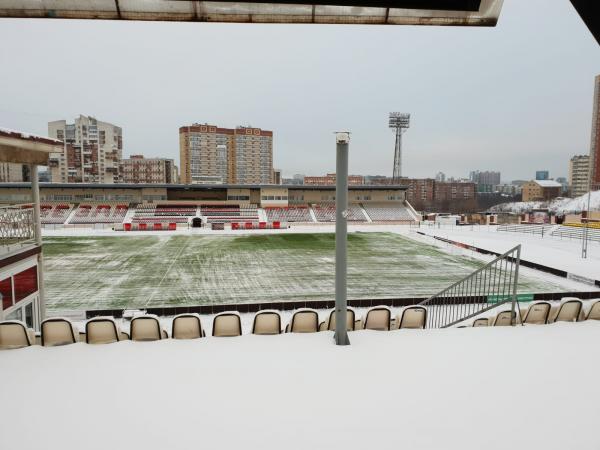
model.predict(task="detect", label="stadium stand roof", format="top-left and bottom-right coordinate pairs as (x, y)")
top-left (0, 182), bottom-right (409, 191)
top-left (0, 128), bottom-right (63, 165)
top-left (0, 0), bottom-right (504, 26)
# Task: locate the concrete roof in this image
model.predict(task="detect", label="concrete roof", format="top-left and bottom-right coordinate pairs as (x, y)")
top-left (534, 180), bottom-right (562, 188)
top-left (0, 128), bottom-right (63, 165)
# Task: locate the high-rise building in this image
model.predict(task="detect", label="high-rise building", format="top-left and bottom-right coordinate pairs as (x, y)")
top-left (469, 170), bottom-right (500, 192)
top-left (535, 170), bottom-right (549, 181)
top-left (48, 115), bottom-right (122, 183)
top-left (120, 155), bottom-right (178, 184)
top-left (0, 163), bottom-right (30, 182)
top-left (590, 75), bottom-right (600, 191)
top-left (568, 155), bottom-right (590, 197)
top-left (179, 124), bottom-right (273, 185)
top-left (435, 172), bottom-right (446, 182)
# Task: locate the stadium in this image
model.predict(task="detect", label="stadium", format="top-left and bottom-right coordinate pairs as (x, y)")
top-left (1, 2), bottom-right (600, 450)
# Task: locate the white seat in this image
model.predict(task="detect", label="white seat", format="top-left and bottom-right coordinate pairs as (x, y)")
top-left (363, 306), bottom-right (392, 331)
top-left (0, 320), bottom-right (34, 349)
top-left (41, 318), bottom-right (77, 347)
top-left (172, 314), bottom-right (204, 339)
top-left (212, 312), bottom-right (242, 337)
top-left (130, 315), bottom-right (163, 341)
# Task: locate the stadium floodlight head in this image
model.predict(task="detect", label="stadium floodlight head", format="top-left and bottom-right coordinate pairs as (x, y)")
top-left (389, 113), bottom-right (411, 182)
top-left (389, 112), bottom-right (411, 130)
top-left (335, 132), bottom-right (350, 145)
top-left (0, 1), bottom-right (505, 26)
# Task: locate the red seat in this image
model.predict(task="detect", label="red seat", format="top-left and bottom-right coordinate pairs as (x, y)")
top-left (273, 221), bottom-right (280, 229)
top-left (259, 222), bottom-right (266, 229)
top-left (245, 222), bottom-right (253, 229)
top-left (124, 223), bottom-right (132, 231)
top-left (168, 223), bottom-right (176, 230)
top-left (231, 222), bottom-right (239, 230)
top-left (153, 223), bottom-right (162, 230)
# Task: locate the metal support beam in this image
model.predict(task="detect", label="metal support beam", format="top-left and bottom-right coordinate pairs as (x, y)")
top-left (335, 132), bottom-right (350, 346)
top-left (30, 164), bottom-right (46, 325)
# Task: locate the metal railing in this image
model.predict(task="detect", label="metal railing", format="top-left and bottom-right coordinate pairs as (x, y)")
top-left (550, 225), bottom-right (600, 243)
top-left (418, 245), bottom-right (521, 328)
top-left (0, 204), bottom-right (36, 250)
top-left (496, 224), bottom-right (553, 236)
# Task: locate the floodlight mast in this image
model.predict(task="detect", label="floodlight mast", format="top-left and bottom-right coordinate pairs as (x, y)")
top-left (389, 112), bottom-right (410, 182)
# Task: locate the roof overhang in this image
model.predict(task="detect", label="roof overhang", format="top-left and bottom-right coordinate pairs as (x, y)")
top-left (0, 129), bottom-right (63, 165)
top-left (0, 0), bottom-right (504, 26)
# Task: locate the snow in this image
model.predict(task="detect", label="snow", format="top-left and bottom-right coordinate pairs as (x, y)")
top-left (0, 126), bottom-right (62, 144)
top-left (490, 190), bottom-right (600, 214)
top-left (1, 323), bottom-right (599, 450)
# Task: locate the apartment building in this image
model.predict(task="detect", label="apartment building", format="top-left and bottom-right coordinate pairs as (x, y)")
top-left (568, 155), bottom-right (590, 197)
top-left (120, 155), bottom-right (178, 184)
top-left (522, 180), bottom-right (562, 202)
top-left (48, 115), bottom-right (122, 183)
top-left (590, 75), bottom-right (600, 191)
top-left (0, 163), bottom-right (30, 182)
top-left (179, 124), bottom-right (273, 185)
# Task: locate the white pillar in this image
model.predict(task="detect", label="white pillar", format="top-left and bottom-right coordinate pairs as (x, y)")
top-left (30, 164), bottom-right (45, 324)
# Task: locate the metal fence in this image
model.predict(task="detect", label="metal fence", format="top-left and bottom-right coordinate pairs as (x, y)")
top-left (418, 245), bottom-right (521, 328)
top-left (496, 224), bottom-right (553, 236)
top-left (0, 204), bottom-right (35, 249)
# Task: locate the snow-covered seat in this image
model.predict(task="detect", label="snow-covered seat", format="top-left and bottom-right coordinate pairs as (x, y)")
top-left (396, 306), bottom-right (427, 329)
top-left (130, 315), bottom-right (164, 341)
top-left (41, 317), bottom-right (77, 347)
top-left (521, 301), bottom-right (551, 325)
top-left (172, 314), bottom-right (205, 339)
top-left (286, 309), bottom-right (319, 333)
top-left (549, 298), bottom-right (583, 323)
top-left (319, 308), bottom-right (356, 332)
top-left (252, 310), bottom-right (281, 335)
top-left (0, 320), bottom-right (35, 349)
top-left (490, 310), bottom-right (515, 326)
top-left (472, 318), bottom-right (489, 327)
top-left (363, 306), bottom-right (392, 331)
top-left (586, 300), bottom-right (600, 321)
top-left (85, 317), bottom-right (121, 344)
top-left (212, 312), bottom-right (242, 337)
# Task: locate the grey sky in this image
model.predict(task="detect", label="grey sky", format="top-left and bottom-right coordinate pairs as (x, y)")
top-left (0, 0), bottom-right (599, 182)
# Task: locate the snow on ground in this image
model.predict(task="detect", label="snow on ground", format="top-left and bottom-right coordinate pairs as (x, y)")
top-left (490, 190), bottom-right (600, 214)
top-left (1, 323), bottom-right (599, 450)
top-left (410, 224), bottom-right (600, 283)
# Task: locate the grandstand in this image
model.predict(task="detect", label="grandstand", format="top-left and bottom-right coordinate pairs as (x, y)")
top-left (200, 204), bottom-right (259, 224)
top-left (130, 203), bottom-right (194, 224)
top-left (69, 203), bottom-right (129, 224)
top-left (40, 203), bottom-right (73, 224)
top-left (362, 202), bottom-right (416, 222)
top-left (312, 203), bottom-right (367, 222)
top-left (264, 206), bottom-right (313, 223)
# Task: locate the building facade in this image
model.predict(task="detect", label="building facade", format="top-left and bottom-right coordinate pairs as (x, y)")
top-left (522, 180), bottom-right (562, 202)
top-left (535, 170), bottom-right (550, 181)
top-left (568, 155), bottom-right (589, 197)
top-left (590, 75), bottom-right (600, 191)
top-left (179, 124), bottom-right (273, 185)
top-left (120, 155), bottom-right (178, 184)
top-left (47, 115), bottom-right (122, 183)
top-left (469, 170), bottom-right (501, 192)
top-left (303, 173), bottom-right (365, 185)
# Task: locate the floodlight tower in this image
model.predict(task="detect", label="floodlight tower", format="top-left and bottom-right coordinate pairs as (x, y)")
top-left (389, 112), bottom-right (411, 182)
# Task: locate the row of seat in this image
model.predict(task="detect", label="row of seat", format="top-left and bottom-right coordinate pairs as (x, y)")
top-left (470, 298), bottom-right (600, 327)
top-left (0, 306), bottom-right (427, 349)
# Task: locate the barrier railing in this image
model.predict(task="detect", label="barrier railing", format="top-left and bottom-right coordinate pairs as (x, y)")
top-left (418, 245), bottom-right (521, 328)
top-left (0, 204), bottom-right (36, 250)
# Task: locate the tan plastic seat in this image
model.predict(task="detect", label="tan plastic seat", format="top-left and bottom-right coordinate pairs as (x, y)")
top-left (363, 306), bottom-right (391, 331)
top-left (252, 310), bottom-right (281, 335)
top-left (130, 315), bottom-right (163, 341)
top-left (287, 309), bottom-right (319, 333)
top-left (212, 312), bottom-right (242, 337)
top-left (85, 317), bottom-right (120, 344)
top-left (41, 318), bottom-right (77, 347)
top-left (491, 310), bottom-right (515, 326)
top-left (522, 302), bottom-right (551, 325)
top-left (587, 300), bottom-right (600, 321)
top-left (172, 314), bottom-right (204, 339)
top-left (551, 298), bottom-right (583, 323)
top-left (322, 308), bottom-right (356, 332)
top-left (397, 306), bottom-right (427, 329)
top-left (472, 318), bottom-right (489, 327)
top-left (120, 331), bottom-right (130, 340)
top-left (0, 320), bottom-right (34, 349)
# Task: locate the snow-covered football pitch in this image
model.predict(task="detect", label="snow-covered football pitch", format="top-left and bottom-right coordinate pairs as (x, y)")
top-left (42, 231), bottom-right (586, 314)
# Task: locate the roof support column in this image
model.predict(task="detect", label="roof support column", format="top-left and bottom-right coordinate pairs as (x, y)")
top-left (335, 132), bottom-right (350, 346)
top-left (30, 164), bottom-right (46, 324)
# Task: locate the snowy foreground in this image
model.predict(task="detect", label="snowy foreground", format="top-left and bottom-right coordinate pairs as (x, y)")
top-left (1, 323), bottom-right (599, 450)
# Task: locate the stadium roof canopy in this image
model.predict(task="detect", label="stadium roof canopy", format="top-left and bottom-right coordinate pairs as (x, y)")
top-left (0, 128), bottom-right (63, 165)
top-left (0, 0), bottom-right (504, 26)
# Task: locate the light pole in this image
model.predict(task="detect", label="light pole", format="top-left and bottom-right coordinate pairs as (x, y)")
top-left (335, 132), bottom-right (350, 346)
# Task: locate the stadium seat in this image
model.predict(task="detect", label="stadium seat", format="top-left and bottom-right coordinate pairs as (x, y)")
top-left (320, 308), bottom-right (356, 332)
top-left (521, 302), bottom-right (551, 325)
top-left (491, 310), bottom-right (516, 326)
top-left (286, 309), bottom-right (319, 333)
top-left (41, 318), bottom-right (78, 347)
top-left (396, 306), bottom-right (427, 329)
top-left (172, 314), bottom-right (205, 339)
top-left (0, 320), bottom-right (35, 349)
top-left (472, 318), bottom-right (489, 327)
top-left (120, 332), bottom-right (130, 340)
top-left (252, 310), bottom-right (282, 335)
top-left (85, 317), bottom-right (121, 344)
top-left (212, 312), bottom-right (242, 337)
top-left (130, 315), bottom-right (163, 341)
top-left (363, 306), bottom-right (392, 331)
top-left (550, 298), bottom-right (583, 323)
top-left (586, 300), bottom-right (600, 321)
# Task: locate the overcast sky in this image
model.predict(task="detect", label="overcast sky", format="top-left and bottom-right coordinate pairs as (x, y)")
top-left (0, 0), bottom-right (599, 182)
